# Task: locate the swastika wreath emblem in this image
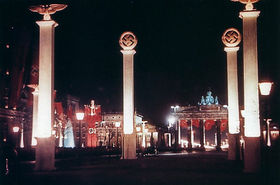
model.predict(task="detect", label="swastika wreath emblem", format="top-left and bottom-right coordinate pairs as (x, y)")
top-left (222, 28), bottom-right (241, 47)
top-left (119, 31), bottom-right (137, 50)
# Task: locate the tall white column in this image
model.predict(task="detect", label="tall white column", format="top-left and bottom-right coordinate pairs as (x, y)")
top-left (178, 121), bottom-right (181, 146)
top-left (35, 19), bottom-right (56, 171)
top-left (20, 122), bottom-right (24, 148)
top-left (240, 10), bottom-right (261, 173)
top-left (28, 84), bottom-right (39, 146)
top-left (29, 4), bottom-right (67, 171)
top-left (119, 31), bottom-right (137, 159)
top-left (222, 28), bottom-right (241, 160)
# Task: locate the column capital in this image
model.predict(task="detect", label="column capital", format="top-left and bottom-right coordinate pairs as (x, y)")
top-left (239, 10), bottom-right (260, 19)
top-left (121, 50), bottom-right (136, 55)
top-left (224, 47), bottom-right (239, 52)
top-left (36, 20), bottom-right (58, 28)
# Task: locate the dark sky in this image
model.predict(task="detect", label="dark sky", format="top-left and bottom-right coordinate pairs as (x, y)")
top-left (0, 0), bottom-right (279, 125)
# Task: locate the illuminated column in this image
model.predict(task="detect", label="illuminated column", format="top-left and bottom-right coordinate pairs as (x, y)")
top-left (20, 122), bottom-right (24, 148)
top-left (187, 120), bottom-right (192, 150)
top-left (29, 4), bottom-right (67, 171)
top-left (215, 120), bottom-right (221, 151)
top-left (178, 121), bottom-right (181, 147)
top-left (239, 1), bottom-right (261, 173)
top-left (28, 84), bottom-right (39, 146)
top-left (222, 28), bottom-right (241, 160)
top-left (119, 31), bottom-right (137, 159)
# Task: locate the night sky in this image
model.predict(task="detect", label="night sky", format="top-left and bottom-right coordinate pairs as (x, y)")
top-left (0, 0), bottom-right (279, 125)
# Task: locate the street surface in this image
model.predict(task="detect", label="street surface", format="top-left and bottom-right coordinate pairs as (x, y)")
top-left (2, 150), bottom-right (279, 185)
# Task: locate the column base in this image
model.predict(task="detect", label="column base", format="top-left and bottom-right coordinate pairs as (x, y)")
top-left (122, 133), bottom-right (136, 159)
top-left (228, 134), bottom-right (240, 160)
top-left (243, 137), bottom-right (260, 173)
top-left (35, 137), bottom-right (55, 171)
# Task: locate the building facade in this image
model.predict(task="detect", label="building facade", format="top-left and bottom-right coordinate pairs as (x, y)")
top-left (169, 91), bottom-right (228, 151)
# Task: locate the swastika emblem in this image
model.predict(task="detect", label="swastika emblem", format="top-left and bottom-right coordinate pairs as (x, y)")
top-left (222, 28), bottom-right (241, 47)
top-left (119, 31), bottom-right (137, 50)
top-left (31, 64), bottom-right (39, 77)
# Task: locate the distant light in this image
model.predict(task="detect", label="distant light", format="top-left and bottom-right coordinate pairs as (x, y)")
top-left (136, 127), bottom-right (141, 132)
top-left (5, 70), bottom-right (9, 75)
top-left (13, 126), bottom-right (20, 133)
top-left (115, 122), bottom-right (121, 127)
top-left (76, 112), bottom-right (85, 121)
top-left (168, 116), bottom-right (176, 125)
top-left (6, 44), bottom-right (10, 49)
top-left (259, 82), bottom-right (273, 96)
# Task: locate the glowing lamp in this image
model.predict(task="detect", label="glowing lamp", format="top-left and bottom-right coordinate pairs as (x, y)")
top-left (168, 116), bottom-right (176, 125)
top-left (171, 105), bottom-right (179, 109)
top-left (13, 126), bottom-right (20, 133)
top-left (136, 127), bottom-right (141, 132)
top-left (115, 122), bottom-right (121, 128)
top-left (76, 112), bottom-right (84, 121)
top-left (259, 82), bottom-right (273, 96)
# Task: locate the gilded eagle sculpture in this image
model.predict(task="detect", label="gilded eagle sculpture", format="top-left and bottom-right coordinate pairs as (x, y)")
top-left (29, 4), bottom-right (67, 20)
top-left (231, 0), bottom-right (259, 10)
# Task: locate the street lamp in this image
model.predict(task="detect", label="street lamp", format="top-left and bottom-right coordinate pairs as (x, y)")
top-left (12, 126), bottom-right (20, 148)
top-left (259, 82), bottom-right (273, 96)
top-left (168, 116), bottom-right (179, 149)
top-left (171, 105), bottom-right (179, 113)
top-left (76, 112), bottom-right (84, 148)
top-left (13, 126), bottom-right (20, 133)
top-left (168, 116), bottom-right (175, 128)
top-left (259, 81), bottom-right (273, 147)
top-left (115, 122), bottom-right (121, 148)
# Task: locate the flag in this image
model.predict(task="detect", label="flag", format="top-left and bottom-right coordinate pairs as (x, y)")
top-left (205, 120), bottom-right (215, 131)
top-left (220, 119), bottom-right (228, 132)
top-left (192, 119), bottom-right (200, 128)
top-left (54, 102), bottom-right (64, 120)
top-left (85, 104), bottom-right (102, 147)
top-left (180, 120), bottom-right (188, 128)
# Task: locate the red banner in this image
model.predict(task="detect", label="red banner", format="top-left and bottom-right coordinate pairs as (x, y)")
top-left (220, 119), bottom-right (228, 132)
top-left (180, 120), bottom-right (188, 128)
top-left (54, 102), bottom-right (64, 119)
top-left (205, 120), bottom-right (215, 131)
top-left (192, 119), bottom-right (200, 128)
top-left (85, 105), bottom-right (102, 147)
